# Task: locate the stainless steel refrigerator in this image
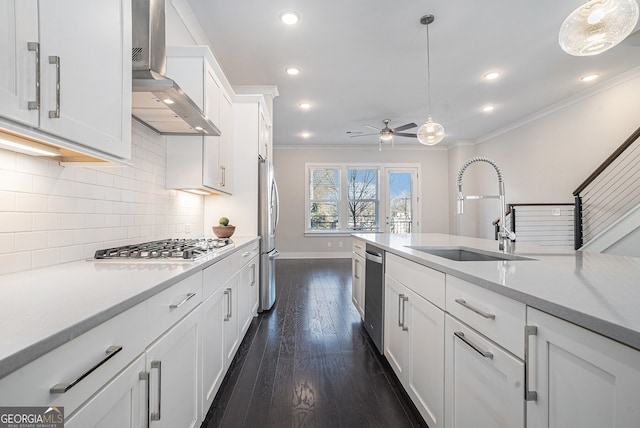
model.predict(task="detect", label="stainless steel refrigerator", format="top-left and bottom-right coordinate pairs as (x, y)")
top-left (258, 155), bottom-right (279, 311)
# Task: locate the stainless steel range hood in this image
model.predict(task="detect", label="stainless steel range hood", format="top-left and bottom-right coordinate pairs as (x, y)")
top-left (131, 0), bottom-right (220, 136)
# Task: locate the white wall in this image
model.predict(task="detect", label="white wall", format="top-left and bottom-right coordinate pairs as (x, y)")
top-left (0, 121), bottom-right (205, 275)
top-left (273, 145), bottom-right (450, 258)
top-left (458, 71), bottom-right (640, 240)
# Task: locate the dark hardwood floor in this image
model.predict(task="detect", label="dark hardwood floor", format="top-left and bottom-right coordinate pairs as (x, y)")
top-left (202, 258), bottom-right (428, 428)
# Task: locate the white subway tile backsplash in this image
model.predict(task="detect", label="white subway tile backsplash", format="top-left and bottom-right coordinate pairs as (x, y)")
top-left (14, 231), bottom-right (48, 251)
top-left (0, 121), bottom-right (204, 274)
top-left (0, 212), bottom-right (33, 233)
top-left (0, 251), bottom-right (31, 275)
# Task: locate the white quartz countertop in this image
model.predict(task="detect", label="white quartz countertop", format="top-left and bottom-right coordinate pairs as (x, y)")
top-left (0, 236), bottom-right (259, 380)
top-left (353, 233), bottom-right (640, 352)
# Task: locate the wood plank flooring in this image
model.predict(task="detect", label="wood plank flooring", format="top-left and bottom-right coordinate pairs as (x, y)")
top-left (202, 258), bottom-right (428, 428)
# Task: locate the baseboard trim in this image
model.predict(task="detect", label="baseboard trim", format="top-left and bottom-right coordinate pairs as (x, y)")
top-left (277, 251), bottom-right (351, 259)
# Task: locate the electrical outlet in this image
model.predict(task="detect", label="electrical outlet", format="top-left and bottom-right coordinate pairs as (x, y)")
top-left (552, 208), bottom-right (561, 216)
top-left (327, 241), bottom-right (332, 248)
top-left (338, 241), bottom-right (343, 248)
top-left (185, 223), bottom-right (192, 233)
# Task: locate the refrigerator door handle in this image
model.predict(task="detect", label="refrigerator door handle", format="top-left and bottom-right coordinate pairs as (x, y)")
top-left (272, 178), bottom-right (280, 233)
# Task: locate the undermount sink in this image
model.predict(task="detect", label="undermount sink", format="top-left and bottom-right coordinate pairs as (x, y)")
top-left (405, 246), bottom-right (534, 262)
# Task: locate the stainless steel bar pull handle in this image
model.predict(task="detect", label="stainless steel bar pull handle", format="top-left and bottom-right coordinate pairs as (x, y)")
top-left (48, 56), bottom-right (60, 118)
top-left (251, 264), bottom-right (256, 285)
top-left (27, 42), bottom-right (40, 110)
top-left (401, 296), bottom-right (409, 331)
top-left (169, 292), bottom-right (196, 309)
top-left (139, 371), bottom-right (150, 428)
top-left (150, 361), bottom-right (162, 421)
top-left (354, 259), bottom-right (360, 279)
top-left (398, 294), bottom-right (404, 327)
top-left (50, 345), bottom-right (122, 393)
top-left (220, 166), bottom-right (225, 187)
top-left (224, 289), bottom-right (231, 321)
top-left (525, 325), bottom-right (538, 402)
top-left (455, 298), bottom-right (496, 319)
top-left (454, 331), bottom-right (494, 359)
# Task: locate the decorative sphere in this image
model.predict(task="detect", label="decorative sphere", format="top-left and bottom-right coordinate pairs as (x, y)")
top-left (417, 117), bottom-right (445, 145)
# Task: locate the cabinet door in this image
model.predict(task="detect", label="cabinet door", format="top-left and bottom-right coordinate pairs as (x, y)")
top-left (200, 287), bottom-right (226, 420)
top-left (223, 275), bottom-right (240, 365)
top-left (406, 288), bottom-right (444, 428)
top-left (146, 308), bottom-right (200, 428)
top-left (384, 276), bottom-right (410, 379)
top-left (216, 91), bottom-right (233, 193)
top-left (351, 253), bottom-right (365, 319)
top-left (65, 354), bottom-right (145, 428)
top-left (237, 257), bottom-right (257, 339)
top-left (444, 315), bottom-right (524, 428)
top-left (527, 308), bottom-right (640, 428)
top-left (37, 0), bottom-right (131, 159)
top-left (0, 0), bottom-right (39, 127)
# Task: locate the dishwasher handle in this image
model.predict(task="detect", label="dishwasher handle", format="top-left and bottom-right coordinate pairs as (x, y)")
top-left (365, 251), bottom-right (383, 264)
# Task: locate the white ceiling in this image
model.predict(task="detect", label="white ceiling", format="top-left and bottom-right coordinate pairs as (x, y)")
top-left (186, 0), bottom-right (640, 148)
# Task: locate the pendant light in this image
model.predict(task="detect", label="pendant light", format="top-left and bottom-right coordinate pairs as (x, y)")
top-left (559, 0), bottom-right (639, 56)
top-left (417, 14), bottom-right (445, 146)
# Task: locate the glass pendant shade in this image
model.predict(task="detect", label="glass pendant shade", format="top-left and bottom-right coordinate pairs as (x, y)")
top-left (559, 0), bottom-right (639, 56)
top-left (417, 115), bottom-right (445, 146)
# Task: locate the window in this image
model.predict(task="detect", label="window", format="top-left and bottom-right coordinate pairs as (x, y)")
top-left (346, 168), bottom-right (379, 230)
top-left (306, 163), bottom-right (420, 234)
top-left (309, 167), bottom-right (341, 230)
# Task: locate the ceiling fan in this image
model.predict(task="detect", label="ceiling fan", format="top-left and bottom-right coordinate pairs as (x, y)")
top-left (349, 119), bottom-right (417, 151)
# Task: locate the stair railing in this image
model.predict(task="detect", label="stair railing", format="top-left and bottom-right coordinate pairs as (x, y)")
top-left (573, 125), bottom-right (640, 249)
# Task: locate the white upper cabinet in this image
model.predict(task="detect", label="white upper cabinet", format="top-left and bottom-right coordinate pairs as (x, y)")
top-left (0, 0), bottom-right (39, 127)
top-left (0, 0), bottom-right (132, 161)
top-left (166, 46), bottom-right (233, 194)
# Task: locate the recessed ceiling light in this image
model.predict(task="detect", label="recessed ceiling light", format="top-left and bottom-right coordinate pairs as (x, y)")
top-left (286, 67), bottom-right (300, 75)
top-left (280, 11), bottom-right (299, 25)
top-left (581, 73), bottom-right (599, 82)
top-left (483, 71), bottom-right (501, 80)
top-left (301, 132), bottom-right (311, 138)
top-left (299, 102), bottom-right (311, 109)
top-left (482, 105), bottom-right (495, 113)
top-left (163, 98), bottom-right (175, 105)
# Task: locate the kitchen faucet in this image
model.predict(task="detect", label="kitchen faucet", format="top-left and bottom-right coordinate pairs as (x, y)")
top-left (456, 157), bottom-right (516, 252)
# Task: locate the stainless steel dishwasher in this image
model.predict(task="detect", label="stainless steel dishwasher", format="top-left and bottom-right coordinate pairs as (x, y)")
top-left (364, 244), bottom-right (384, 354)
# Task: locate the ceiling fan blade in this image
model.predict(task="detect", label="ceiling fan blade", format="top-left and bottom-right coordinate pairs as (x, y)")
top-left (350, 132), bottom-right (380, 138)
top-left (395, 132), bottom-right (418, 138)
top-left (364, 124), bottom-right (381, 131)
top-left (393, 122), bottom-right (418, 132)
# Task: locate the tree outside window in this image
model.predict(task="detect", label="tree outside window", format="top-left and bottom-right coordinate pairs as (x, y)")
top-left (347, 168), bottom-right (378, 230)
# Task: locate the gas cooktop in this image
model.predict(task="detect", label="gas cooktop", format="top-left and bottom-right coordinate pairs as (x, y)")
top-left (94, 238), bottom-right (233, 260)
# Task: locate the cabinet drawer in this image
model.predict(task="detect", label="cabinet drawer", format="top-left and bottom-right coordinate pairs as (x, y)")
top-left (352, 239), bottom-right (366, 258)
top-left (147, 271), bottom-right (202, 341)
top-left (386, 253), bottom-right (445, 309)
top-left (0, 303), bottom-right (146, 416)
top-left (446, 276), bottom-right (525, 358)
top-left (203, 245), bottom-right (257, 299)
top-left (238, 242), bottom-right (260, 268)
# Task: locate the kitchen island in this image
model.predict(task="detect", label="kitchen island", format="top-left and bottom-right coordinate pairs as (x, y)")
top-left (353, 233), bottom-right (640, 428)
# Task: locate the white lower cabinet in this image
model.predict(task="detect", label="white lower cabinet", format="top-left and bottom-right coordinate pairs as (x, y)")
top-left (64, 354), bottom-right (145, 428)
top-left (526, 307), bottom-right (640, 428)
top-left (384, 275), bottom-right (444, 428)
top-left (238, 255), bottom-right (259, 336)
top-left (200, 286), bottom-right (227, 419)
top-left (444, 315), bottom-right (524, 428)
top-left (351, 250), bottom-right (365, 319)
top-left (145, 307), bottom-right (200, 428)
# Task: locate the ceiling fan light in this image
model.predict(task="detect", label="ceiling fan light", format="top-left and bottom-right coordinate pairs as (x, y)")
top-left (417, 116), bottom-right (445, 146)
top-left (380, 132), bottom-right (393, 141)
top-left (559, 0), bottom-right (639, 56)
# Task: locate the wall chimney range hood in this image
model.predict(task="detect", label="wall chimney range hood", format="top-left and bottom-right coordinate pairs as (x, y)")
top-left (131, 0), bottom-right (220, 136)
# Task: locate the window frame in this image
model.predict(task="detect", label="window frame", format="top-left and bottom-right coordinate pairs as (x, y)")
top-left (305, 162), bottom-right (420, 235)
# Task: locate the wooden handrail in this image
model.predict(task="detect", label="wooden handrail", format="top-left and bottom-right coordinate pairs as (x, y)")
top-left (573, 125), bottom-right (640, 196)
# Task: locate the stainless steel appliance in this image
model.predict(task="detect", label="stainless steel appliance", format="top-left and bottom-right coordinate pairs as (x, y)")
top-left (131, 0), bottom-right (220, 136)
top-left (364, 244), bottom-right (384, 354)
top-left (258, 156), bottom-right (280, 311)
top-left (94, 238), bottom-right (233, 260)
